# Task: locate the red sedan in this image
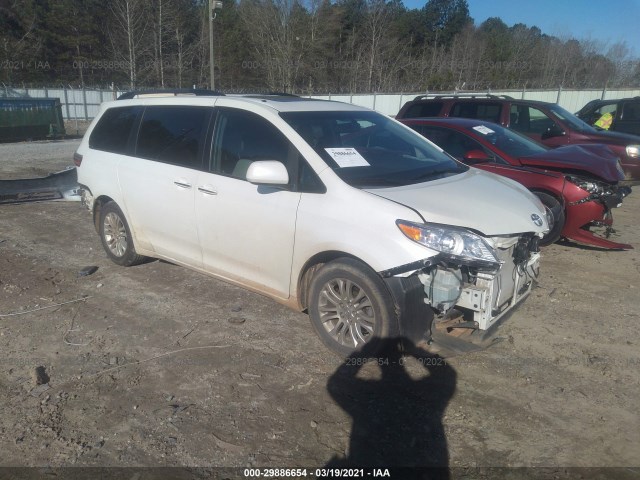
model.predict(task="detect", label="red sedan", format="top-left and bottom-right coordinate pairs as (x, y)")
top-left (400, 118), bottom-right (632, 249)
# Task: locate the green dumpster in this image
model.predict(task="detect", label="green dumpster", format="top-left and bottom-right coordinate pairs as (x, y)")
top-left (0, 97), bottom-right (67, 142)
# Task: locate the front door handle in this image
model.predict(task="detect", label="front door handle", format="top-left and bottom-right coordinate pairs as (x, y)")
top-left (197, 186), bottom-right (218, 195)
top-left (174, 180), bottom-right (192, 189)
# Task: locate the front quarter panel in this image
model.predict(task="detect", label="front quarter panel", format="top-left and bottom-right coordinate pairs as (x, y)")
top-left (290, 179), bottom-right (435, 297)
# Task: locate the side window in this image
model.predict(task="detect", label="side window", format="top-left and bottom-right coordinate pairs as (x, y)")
top-left (621, 102), bottom-right (640, 122)
top-left (89, 106), bottom-right (139, 154)
top-left (586, 103), bottom-right (617, 126)
top-left (211, 108), bottom-right (325, 192)
top-left (136, 106), bottom-right (210, 168)
top-left (299, 160), bottom-right (326, 193)
top-left (412, 125), bottom-right (450, 149)
top-left (403, 102), bottom-right (444, 118)
top-left (450, 102), bottom-right (501, 123)
top-left (211, 109), bottom-right (290, 180)
top-left (510, 105), bottom-right (555, 134)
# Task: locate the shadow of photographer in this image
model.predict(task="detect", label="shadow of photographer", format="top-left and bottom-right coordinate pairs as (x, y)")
top-left (325, 337), bottom-right (456, 479)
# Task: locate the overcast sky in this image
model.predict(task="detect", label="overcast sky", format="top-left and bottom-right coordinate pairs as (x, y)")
top-left (402, 0), bottom-right (640, 56)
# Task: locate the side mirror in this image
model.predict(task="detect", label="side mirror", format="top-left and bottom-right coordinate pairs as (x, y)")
top-left (246, 160), bottom-right (289, 185)
top-left (541, 124), bottom-right (566, 140)
top-left (463, 149), bottom-right (491, 164)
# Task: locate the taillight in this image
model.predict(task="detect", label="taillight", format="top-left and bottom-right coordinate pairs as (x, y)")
top-left (73, 152), bottom-right (83, 167)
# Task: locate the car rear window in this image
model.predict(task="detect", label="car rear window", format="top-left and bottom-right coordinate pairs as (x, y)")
top-left (402, 102), bottom-right (444, 118)
top-left (89, 106), bottom-right (140, 154)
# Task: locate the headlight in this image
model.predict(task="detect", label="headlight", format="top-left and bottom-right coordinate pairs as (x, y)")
top-left (397, 220), bottom-right (498, 264)
top-left (566, 175), bottom-right (605, 194)
top-left (626, 145), bottom-right (640, 158)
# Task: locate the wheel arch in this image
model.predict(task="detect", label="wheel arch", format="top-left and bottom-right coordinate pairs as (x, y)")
top-left (92, 195), bottom-right (117, 233)
top-left (530, 188), bottom-right (567, 245)
top-left (529, 187), bottom-right (565, 208)
top-left (296, 251), bottom-right (379, 312)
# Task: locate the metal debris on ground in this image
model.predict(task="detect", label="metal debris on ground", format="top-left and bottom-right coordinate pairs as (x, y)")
top-left (77, 266), bottom-right (98, 277)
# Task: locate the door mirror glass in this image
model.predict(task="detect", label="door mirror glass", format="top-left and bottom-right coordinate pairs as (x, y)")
top-left (246, 161), bottom-right (290, 185)
top-left (463, 149), bottom-right (491, 163)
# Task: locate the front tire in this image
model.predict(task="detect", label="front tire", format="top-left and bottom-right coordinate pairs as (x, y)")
top-left (99, 201), bottom-right (147, 266)
top-left (534, 192), bottom-right (565, 246)
top-left (308, 258), bottom-right (399, 357)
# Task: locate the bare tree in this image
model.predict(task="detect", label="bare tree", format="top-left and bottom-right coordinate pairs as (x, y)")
top-left (362, 0), bottom-right (389, 91)
top-left (107, 0), bottom-right (150, 88)
top-left (0, 1), bottom-right (41, 84)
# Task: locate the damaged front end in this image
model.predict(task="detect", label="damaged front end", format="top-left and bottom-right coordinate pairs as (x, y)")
top-left (380, 222), bottom-right (541, 346)
top-left (564, 176), bottom-right (632, 250)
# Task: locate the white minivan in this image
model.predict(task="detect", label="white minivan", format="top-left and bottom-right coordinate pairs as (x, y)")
top-left (75, 91), bottom-right (548, 356)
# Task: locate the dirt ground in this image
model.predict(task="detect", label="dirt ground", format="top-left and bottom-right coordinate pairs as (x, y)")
top-left (0, 140), bottom-right (639, 478)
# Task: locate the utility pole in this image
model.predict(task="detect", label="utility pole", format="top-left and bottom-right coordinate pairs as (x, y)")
top-left (209, 0), bottom-right (223, 90)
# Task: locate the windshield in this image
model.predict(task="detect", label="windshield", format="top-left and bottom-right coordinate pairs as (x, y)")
top-left (280, 111), bottom-right (467, 188)
top-left (549, 105), bottom-right (596, 133)
top-left (463, 122), bottom-right (548, 157)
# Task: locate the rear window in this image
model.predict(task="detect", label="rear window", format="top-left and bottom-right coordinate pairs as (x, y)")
top-left (89, 106), bottom-right (140, 154)
top-left (450, 102), bottom-right (501, 123)
top-left (136, 105), bottom-right (211, 168)
top-left (402, 102), bottom-right (444, 118)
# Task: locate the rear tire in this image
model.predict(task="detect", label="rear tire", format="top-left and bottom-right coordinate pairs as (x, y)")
top-left (308, 258), bottom-right (399, 357)
top-left (99, 201), bottom-right (147, 266)
top-left (535, 192), bottom-right (565, 246)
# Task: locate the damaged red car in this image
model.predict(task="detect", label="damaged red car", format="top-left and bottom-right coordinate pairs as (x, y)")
top-left (401, 118), bottom-right (632, 249)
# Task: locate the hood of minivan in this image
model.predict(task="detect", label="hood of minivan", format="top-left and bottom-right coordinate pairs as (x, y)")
top-left (518, 144), bottom-right (624, 183)
top-left (364, 169), bottom-right (547, 236)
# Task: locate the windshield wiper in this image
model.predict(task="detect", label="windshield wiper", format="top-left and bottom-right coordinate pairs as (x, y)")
top-left (347, 176), bottom-right (404, 188)
top-left (410, 169), bottom-right (459, 183)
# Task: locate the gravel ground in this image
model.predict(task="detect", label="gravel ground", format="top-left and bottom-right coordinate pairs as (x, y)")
top-left (0, 139), bottom-right (80, 180)
top-left (0, 140), bottom-right (638, 479)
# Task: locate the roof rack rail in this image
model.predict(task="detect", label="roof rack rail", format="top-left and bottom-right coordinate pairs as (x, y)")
top-left (117, 89), bottom-right (224, 100)
top-left (412, 93), bottom-right (514, 101)
top-left (240, 92), bottom-right (300, 98)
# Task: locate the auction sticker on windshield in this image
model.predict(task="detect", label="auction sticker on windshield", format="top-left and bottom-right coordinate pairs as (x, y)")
top-left (324, 148), bottom-right (370, 167)
top-left (472, 125), bottom-right (495, 135)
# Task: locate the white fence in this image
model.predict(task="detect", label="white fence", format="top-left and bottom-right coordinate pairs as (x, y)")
top-left (2, 85), bottom-right (640, 120)
top-left (0, 85), bottom-right (119, 121)
top-left (309, 88), bottom-right (640, 116)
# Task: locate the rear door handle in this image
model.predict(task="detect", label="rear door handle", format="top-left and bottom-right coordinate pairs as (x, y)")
top-left (197, 186), bottom-right (218, 195)
top-left (174, 180), bottom-right (192, 189)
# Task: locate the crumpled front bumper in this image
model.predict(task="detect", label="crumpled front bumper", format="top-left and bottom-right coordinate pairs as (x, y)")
top-left (564, 186), bottom-right (632, 250)
top-left (380, 238), bottom-right (540, 344)
top-left (454, 251), bottom-right (539, 331)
